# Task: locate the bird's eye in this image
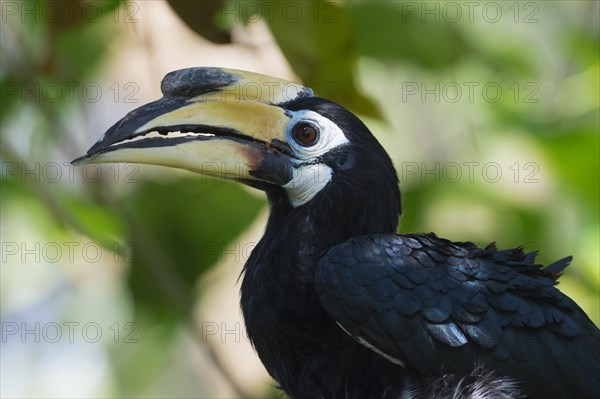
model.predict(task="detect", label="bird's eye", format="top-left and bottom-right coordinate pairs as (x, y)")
top-left (291, 122), bottom-right (319, 147)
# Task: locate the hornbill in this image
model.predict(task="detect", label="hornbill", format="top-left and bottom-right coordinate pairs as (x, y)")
top-left (73, 68), bottom-right (600, 399)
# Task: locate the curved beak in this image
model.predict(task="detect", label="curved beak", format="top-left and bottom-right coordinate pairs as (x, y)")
top-left (73, 67), bottom-right (313, 186)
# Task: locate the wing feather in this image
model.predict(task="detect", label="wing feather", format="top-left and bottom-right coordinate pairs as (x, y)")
top-left (315, 233), bottom-right (600, 398)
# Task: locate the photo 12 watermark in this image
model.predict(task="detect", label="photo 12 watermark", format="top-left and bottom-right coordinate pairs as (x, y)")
top-left (1, 241), bottom-right (139, 264)
top-left (399, 81), bottom-right (539, 104)
top-left (200, 241), bottom-right (257, 264)
top-left (1, 1), bottom-right (140, 25)
top-left (0, 240), bottom-right (262, 266)
top-left (1, 81), bottom-right (140, 105)
top-left (1, 162), bottom-right (140, 184)
top-left (200, 321), bottom-right (250, 344)
top-left (399, 161), bottom-right (540, 184)
top-left (197, 1), bottom-right (340, 25)
top-left (1, 321), bottom-right (139, 344)
top-left (400, 2), bottom-right (540, 24)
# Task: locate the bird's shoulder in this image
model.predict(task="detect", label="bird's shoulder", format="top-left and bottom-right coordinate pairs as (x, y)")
top-left (315, 233), bottom-right (579, 335)
top-left (314, 233), bottom-right (600, 397)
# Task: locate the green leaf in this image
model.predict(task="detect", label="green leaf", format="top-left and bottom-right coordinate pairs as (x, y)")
top-left (63, 194), bottom-right (127, 244)
top-left (261, 0), bottom-right (383, 118)
top-left (167, 0), bottom-right (232, 44)
top-left (122, 178), bottom-right (264, 324)
top-left (346, 2), bottom-right (469, 69)
top-left (542, 131), bottom-right (600, 216)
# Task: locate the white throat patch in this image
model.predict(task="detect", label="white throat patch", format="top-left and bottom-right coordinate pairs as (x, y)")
top-left (283, 163), bottom-right (332, 207)
top-left (282, 110), bottom-right (349, 207)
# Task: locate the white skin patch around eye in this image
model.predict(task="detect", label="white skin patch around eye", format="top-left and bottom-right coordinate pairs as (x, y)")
top-left (281, 110), bottom-right (349, 207)
top-left (285, 110), bottom-right (349, 160)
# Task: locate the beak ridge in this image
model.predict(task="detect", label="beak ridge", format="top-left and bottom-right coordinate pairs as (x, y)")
top-left (72, 67), bottom-right (312, 187)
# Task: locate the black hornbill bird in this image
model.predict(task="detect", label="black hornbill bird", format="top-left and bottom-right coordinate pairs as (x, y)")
top-left (74, 68), bottom-right (600, 399)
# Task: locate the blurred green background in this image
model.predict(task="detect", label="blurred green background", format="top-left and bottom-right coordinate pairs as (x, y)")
top-left (1, 0), bottom-right (598, 397)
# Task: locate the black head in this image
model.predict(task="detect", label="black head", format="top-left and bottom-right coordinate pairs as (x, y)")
top-left (269, 97), bottom-right (401, 236)
top-left (73, 67), bottom-right (401, 236)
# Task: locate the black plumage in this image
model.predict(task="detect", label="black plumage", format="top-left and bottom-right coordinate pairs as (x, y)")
top-left (76, 68), bottom-right (600, 399)
top-left (317, 234), bottom-right (599, 398)
top-left (238, 99), bottom-right (599, 398)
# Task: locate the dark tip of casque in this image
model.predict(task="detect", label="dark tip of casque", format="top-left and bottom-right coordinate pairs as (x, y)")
top-left (71, 155), bottom-right (91, 165)
top-left (160, 67), bottom-right (238, 98)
